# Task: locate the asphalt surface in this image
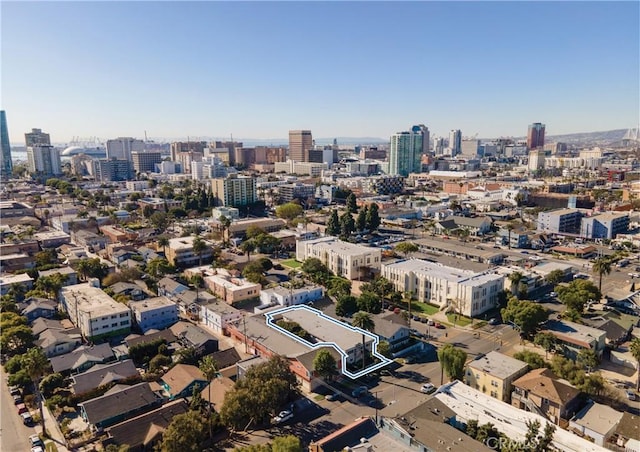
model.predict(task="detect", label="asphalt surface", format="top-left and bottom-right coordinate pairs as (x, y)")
top-left (0, 367), bottom-right (33, 452)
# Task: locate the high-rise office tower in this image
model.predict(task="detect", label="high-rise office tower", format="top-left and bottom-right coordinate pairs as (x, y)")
top-left (389, 125), bottom-right (425, 177)
top-left (449, 130), bottom-right (462, 155)
top-left (433, 137), bottom-right (444, 155)
top-left (106, 137), bottom-right (144, 161)
top-left (0, 111), bottom-right (12, 179)
top-left (415, 124), bottom-right (430, 152)
top-left (132, 151), bottom-right (162, 173)
top-left (289, 130), bottom-right (313, 162)
top-left (27, 145), bottom-right (62, 176)
top-left (25, 128), bottom-right (51, 147)
top-left (527, 123), bottom-right (545, 150)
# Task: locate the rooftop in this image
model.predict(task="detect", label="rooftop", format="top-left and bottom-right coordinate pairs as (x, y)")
top-left (570, 401), bottom-right (623, 436)
top-left (414, 237), bottom-right (504, 260)
top-left (383, 258), bottom-right (503, 286)
top-left (71, 359), bottom-right (138, 395)
top-left (129, 296), bottom-right (176, 313)
top-left (512, 368), bottom-right (580, 405)
top-left (161, 364), bottom-right (206, 396)
top-left (79, 382), bottom-right (159, 426)
top-left (60, 283), bottom-right (129, 318)
top-left (467, 351), bottom-right (528, 379)
top-left (544, 319), bottom-right (606, 348)
top-left (304, 236), bottom-right (380, 257)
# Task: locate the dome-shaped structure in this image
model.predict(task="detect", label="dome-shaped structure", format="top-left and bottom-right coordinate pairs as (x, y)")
top-left (61, 146), bottom-right (106, 157)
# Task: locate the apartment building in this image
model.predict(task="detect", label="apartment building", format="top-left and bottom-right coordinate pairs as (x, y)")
top-left (296, 237), bottom-right (382, 280)
top-left (200, 301), bottom-right (243, 335)
top-left (580, 212), bottom-right (629, 239)
top-left (129, 297), bottom-right (179, 333)
top-left (537, 208), bottom-right (583, 234)
top-left (465, 351), bottom-right (529, 402)
top-left (382, 259), bottom-right (504, 317)
top-left (274, 160), bottom-right (328, 177)
top-left (204, 268), bottom-right (261, 304)
top-left (212, 174), bottom-right (257, 207)
top-left (165, 236), bottom-right (213, 267)
top-left (60, 283), bottom-right (131, 340)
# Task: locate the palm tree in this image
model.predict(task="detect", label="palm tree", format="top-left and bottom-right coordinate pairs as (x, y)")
top-left (23, 348), bottom-right (49, 433)
top-left (505, 223), bottom-right (515, 250)
top-left (192, 236), bottom-right (207, 266)
top-left (157, 236), bottom-right (169, 257)
top-left (199, 356), bottom-right (218, 438)
top-left (508, 271), bottom-right (524, 298)
top-left (592, 257), bottom-right (612, 294)
top-left (240, 239), bottom-right (256, 263)
top-left (630, 337), bottom-right (640, 391)
top-left (219, 215), bottom-right (232, 244)
top-left (352, 312), bottom-right (375, 370)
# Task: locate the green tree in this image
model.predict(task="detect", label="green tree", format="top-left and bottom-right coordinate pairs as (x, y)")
top-left (513, 350), bottom-right (547, 369)
top-left (1, 324), bottom-right (35, 357)
top-left (629, 337), bottom-right (640, 390)
top-left (501, 297), bottom-right (549, 338)
top-left (192, 236), bottom-right (208, 266)
top-left (366, 203), bottom-right (381, 231)
top-left (437, 344), bottom-right (467, 382)
top-left (555, 279), bottom-right (600, 313)
top-left (157, 410), bottom-right (207, 452)
top-left (157, 235), bottom-right (170, 256)
top-left (39, 372), bottom-right (65, 398)
top-left (339, 211), bottom-right (355, 238)
top-left (508, 271), bottom-right (524, 298)
top-left (352, 311), bottom-right (374, 370)
top-left (313, 349), bottom-right (338, 380)
top-left (326, 209), bottom-right (340, 236)
top-left (377, 340), bottom-right (392, 359)
top-left (327, 277), bottom-right (351, 300)
top-left (534, 332), bottom-right (557, 358)
top-left (357, 292), bottom-right (382, 314)
top-left (592, 257), bottom-right (612, 293)
top-left (73, 258), bottom-right (109, 281)
top-left (276, 203), bottom-right (304, 223)
top-left (578, 373), bottom-right (605, 396)
top-left (34, 273), bottom-right (68, 300)
top-left (395, 242), bottom-right (419, 258)
top-left (23, 348), bottom-right (50, 433)
top-left (346, 193), bottom-right (358, 213)
top-left (240, 239), bottom-right (257, 263)
top-left (356, 205), bottom-right (368, 232)
top-left (146, 258), bottom-right (175, 278)
top-left (219, 215), bottom-right (232, 243)
top-left (1, 312), bottom-right (27, 329)
top-left (271, 435), bottom-right (303, 452)
top-left (335, 295), bottom-right (357, 317)
top-left (545, 269), bottom-right (565, 286)
top-left (577, 348), bottom-right (599, 373)
top-left (149, 211), bottom-right (170, 233)
top-left (199, 355), bottom-right (219, 437)
top-left (300, 258), bottom-right (331, 283)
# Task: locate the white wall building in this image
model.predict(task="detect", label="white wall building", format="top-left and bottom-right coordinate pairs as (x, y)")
top-left (274, 160), bottom-right (328, 177)
top-left (106, 137), bottom-right (144, 161)
top-left (60, 283), bottom-right (131, 340)
top-left (259, 285), bottom-right (323, 308)
top-left (129, 296), bottom-right (179, 333)
top-left (296, 237), bottom-right (382, 280)
top-left (200, 301), bottom-right (243, 335)
top-left (382, 259), bottom-right (504, 317)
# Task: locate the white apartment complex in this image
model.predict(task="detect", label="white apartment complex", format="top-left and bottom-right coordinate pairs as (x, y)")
top-left (296, 237), bottom-right (381, 280)
top-left (60, 283), bottom-right (131, 340)
top-left (382, 259), bottom-right (504, 317)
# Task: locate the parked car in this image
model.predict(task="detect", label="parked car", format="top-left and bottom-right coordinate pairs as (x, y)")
top-left (21, 412), bottom-right (34, 426)
top-left (272, 410), bottom-right (294, 424)
top-left (31, 446), bottom-right (43, 452)
top-left (29, 435), bottom-right (43, 448)
top-left (13, 394), bottom-right (22, 404)
top-left (488, 318), bottom-right (499, 326)
top-left (626, 390), bottom-right (637, 401)
top-left (351, 386), bottom-right (368, 398)
top-left (9, 386), bottom-right (21, 396)
top-left (434, 322), bottom-right (445, 329)
top-left (427, 319), bottom-right (435, 326)
top-left (420, 317), bottom-right (428, 324)
top-left (325, 393), bottom-right (339, 401)
top-left (421, 383), bottom-right (436, 394)
top-left (17, 403), bottom-right (28, 414)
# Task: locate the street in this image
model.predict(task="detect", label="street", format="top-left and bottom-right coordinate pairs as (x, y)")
top-left (0, 367), bottom-right (33, 452)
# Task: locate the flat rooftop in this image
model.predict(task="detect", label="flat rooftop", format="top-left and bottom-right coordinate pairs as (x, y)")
top-left (414, 237), bottom-right (503, 260)
top-left (383, 259), bottom-right (503, 286)
top-left (310, 238), bottom-right (380, 257)
top-left (61, 283), bottom-right (129, 317)
top-left (129, 296), bottom-right (176, 312)
top-left (467, 351), bottom-right (528, 379)
top-left (544, 320), bottom-right (606, 347)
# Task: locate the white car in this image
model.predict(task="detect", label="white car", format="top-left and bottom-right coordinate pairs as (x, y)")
top-left (272, 410), bottom-right (293, 424)
top-left (421, 383), bottom-right (436, 394)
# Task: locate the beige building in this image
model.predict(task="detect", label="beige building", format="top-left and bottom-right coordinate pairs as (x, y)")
top-left (274, 160), bottom-right (328, 177)
top-left (288, 130), bottom-right (313, 162)
top-left (212, 174), bottom-right (257, 207)
top-left (296, 237), bottom-right (381, 280)
top-left (165, 236), bottom-right (213, 267)
top-left (465, 351), bottom-right (529, 402)
top-left (382, 259), bottom-right (504, 317)
top-left (204, 268), bottom-right (261, 304)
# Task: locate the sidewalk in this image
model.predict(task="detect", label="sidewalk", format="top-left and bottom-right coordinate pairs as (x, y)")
top-left (37, 404), bottom-right (70, 452)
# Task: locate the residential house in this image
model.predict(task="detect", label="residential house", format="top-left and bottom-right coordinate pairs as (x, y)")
top-left (436, 215), bottom-right (493, 236)
top-left (137, 246), bottom-right (160, 263)
top-left (169, 322), bottom-right (219, 356)
top-left (49, 343), bottom-right (116, 374)
top-left (124, 329), bottom-right (177, 350)
top-left (465, 351), bottom-right (529, 402)
top-left (36, 328), bottom-right (82, 358)
top-left (108, 282), bottom-right (146, 302)
top-left (200, 376), bottom-right (235, 413)
top-left (310, 417), bottom-right (387, 452)
top-left (258, 284), bottom-right (323, 308)
top-left (160, 364), bottom-right (208, 400)
top-left (71, 359), bottom-right (139, 395)
top-left (71, 229), bottom-right (109, 251)
top-left (175, 289), bottom-right (216, 320)
top-left (511, 368), bottom-right (582, 425)
top-left (79, 382), bottom-right (162, 430)
top-left (38, 266), bottom-right (78, 286)
top-left (613, 412), bottom-right (640, 451)
top-left (569, 401), bottom-right (623, 446)
top-left (207, 348), bottom-right (243, 379)
top-left (375, 315), bottom-right (411, 353)
top-left (31, 317), bottom-right (77, 337)
top-left (105, 400), bottom-right (189, 452)
top-left (157, 277), bottom-right (189, 299)
top-left (20, 297), bottom-right (57, 323)
top-left (0, 273), bottom-right (34, 295)
top-left (200, 301), bottom-right (243, 335)
top-left (129, 297), bottom-right (179, 333)
top-left (543, 319), bottom-right (607, 359)
top-left (0, 253), bottom-right (36, 272)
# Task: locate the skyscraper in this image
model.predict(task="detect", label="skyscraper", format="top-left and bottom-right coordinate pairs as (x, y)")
top-left (27, 145), bottom-right (62, 177)
top-left (415, 124), bottom-right (430, 153)
top-left (389, 125), bottom-right (425, 177)
top-left (289, 130), bottom-right (313, 162)
top-left (25, 128), bottom-right (51, 147)
top-left (0, 111), bottom-right (13, 179)
top-left (449, 129), bottom-right (462, 155)
top-left (527, 123), bottom-right (546, 149)
top-left (106, 137), bottom-right (145, 161)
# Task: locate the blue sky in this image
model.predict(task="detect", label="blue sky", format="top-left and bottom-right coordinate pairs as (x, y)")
top-left (2, 1), bottom-right (638, 144)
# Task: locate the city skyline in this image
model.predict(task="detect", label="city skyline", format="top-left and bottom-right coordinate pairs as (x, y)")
top-left (2, 1), bottom-right (638, 143)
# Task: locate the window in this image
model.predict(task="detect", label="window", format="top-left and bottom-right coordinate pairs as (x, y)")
top-left (491, 380), bottom-right (498, 387)
top-left (112, 323), bottom-right (118, 327)
top-left (120, 320), bottom-right (129, 326)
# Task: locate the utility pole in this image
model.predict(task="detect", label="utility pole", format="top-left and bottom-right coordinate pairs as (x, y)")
top-left (242, 314), bottom-right (248, 354)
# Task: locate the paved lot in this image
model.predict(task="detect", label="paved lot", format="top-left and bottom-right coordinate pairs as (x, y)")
top-left (0, 368), bottom-right (33, 452)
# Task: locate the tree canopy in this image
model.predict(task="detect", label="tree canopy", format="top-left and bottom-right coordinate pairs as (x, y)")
top-left (438, 344), bottom-right (467, 381)
top-left (500, 297), bottom-right (549, 337)
top-left (555, 279), bottom-right (600, 313)
top-left (313, 349), bottom-right (338, 380)
top-left (276, 203), bottom-right (304, 222)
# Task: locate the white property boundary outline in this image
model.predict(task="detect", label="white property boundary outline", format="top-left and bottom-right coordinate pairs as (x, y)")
top-left (264, 305), bottom-right (393, 379)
